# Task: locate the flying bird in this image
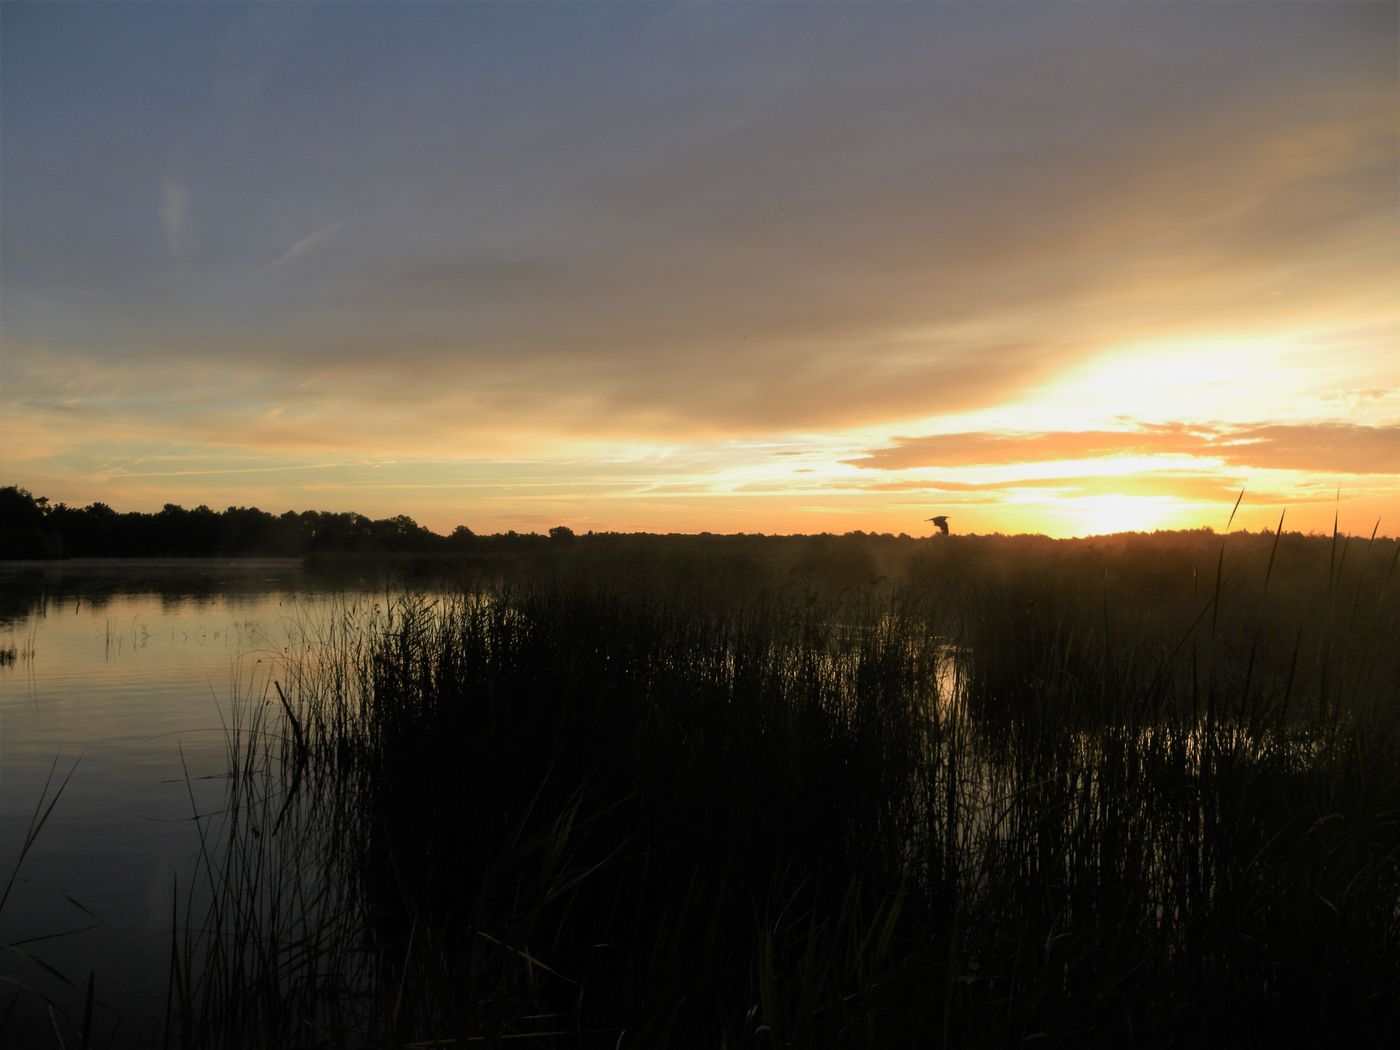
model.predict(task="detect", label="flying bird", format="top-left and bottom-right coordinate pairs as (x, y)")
top-left (927, 515), bottom-right (950, 535)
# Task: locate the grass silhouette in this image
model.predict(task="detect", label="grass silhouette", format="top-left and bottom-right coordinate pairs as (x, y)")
top-left (148, 528), bottom-right (1400, 1046)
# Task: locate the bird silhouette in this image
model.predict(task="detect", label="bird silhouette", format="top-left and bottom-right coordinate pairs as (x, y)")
top-left (926, 515), bottom-right (950, 535)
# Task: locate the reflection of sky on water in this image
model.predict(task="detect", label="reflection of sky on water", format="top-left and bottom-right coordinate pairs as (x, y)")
top-left (0, 562), bottom-right (368, 1040)
top-left (0, 558), bottom-right (1338, 1039)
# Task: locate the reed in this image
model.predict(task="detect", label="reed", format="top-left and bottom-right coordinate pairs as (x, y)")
top-left (171, 530), bottom-right (1400, 1047)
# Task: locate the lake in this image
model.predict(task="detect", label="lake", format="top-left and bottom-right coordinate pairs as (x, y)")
top-left (1, 558), bottom-right (950, 1043)
top-left (6, 548), bottom-right (1394, 1046)
top-left (0, 560), bottom-right (391, 1043)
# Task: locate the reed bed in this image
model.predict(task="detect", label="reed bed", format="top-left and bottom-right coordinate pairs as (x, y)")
top-left (174, 531), bottom-right (1400, 1047)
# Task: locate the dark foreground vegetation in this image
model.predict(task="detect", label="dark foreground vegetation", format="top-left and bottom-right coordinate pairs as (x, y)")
top-left (146, 524), bottom-right (1400, 1049)
top-left (5, 485), bottom-right (1398, 1047)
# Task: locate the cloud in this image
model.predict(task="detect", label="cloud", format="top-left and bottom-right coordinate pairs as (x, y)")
top-left (6, 4), bottom-right (1393, 441)
top-left (851, 423), bottom-right (1400, 475)
top-left (97, 460), bottom-right (354, 480)
top-left (2, 0), bottom-right (1396, 542)
top-left (287, 72), bottom-right (1391, 436)
top-left (1224, 424), bottom-right (1400, 474)
top-left (161, 176), bottom-right (188, 258)
top-left (261, 220), bottom-right (343, 274)
top-left (1319, 387), bottom-right (1396, 410)
top-left (854, 471), bottom-right (1332, 506)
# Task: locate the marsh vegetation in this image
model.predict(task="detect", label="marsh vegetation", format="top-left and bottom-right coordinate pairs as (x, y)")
top-left (150, 526), bottom-right (1400, 1048)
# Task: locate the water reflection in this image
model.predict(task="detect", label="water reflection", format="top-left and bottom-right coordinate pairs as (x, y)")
top-left (0, 558), bottom-right (312, 627)
top-left (2, 562), bottom-right (1354, 1043)
top-left (0, 561), bottom-right (363, 1042)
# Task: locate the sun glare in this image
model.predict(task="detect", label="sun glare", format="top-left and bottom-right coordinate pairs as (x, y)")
top-left (1039, 335), bottom-right (1311, 426)
top-left (1054, 494), bottom-right (1181, 537)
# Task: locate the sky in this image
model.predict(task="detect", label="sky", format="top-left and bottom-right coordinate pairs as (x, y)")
top-left (2, 1), bottom-right (1397, 538)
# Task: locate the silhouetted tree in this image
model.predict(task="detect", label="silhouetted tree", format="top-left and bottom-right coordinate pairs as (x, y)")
top-left (0, 486), bottom-right (58, 557)
top-left (0, 487), bottom-right (475, 559)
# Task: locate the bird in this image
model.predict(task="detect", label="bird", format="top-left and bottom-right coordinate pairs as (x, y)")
top-left (926, 515), bottom-right (950, 535)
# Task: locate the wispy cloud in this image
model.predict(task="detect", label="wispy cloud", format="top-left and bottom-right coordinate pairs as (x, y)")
top-left (94, 461), bottom-right (354, 480)
top-left (260, 220), bottom-right (343, 275)
top-left (161, 176), bottom-right (188, 259)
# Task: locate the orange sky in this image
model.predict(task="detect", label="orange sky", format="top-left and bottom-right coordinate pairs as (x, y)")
top-left (2, 3), bottom-right (1396, 538)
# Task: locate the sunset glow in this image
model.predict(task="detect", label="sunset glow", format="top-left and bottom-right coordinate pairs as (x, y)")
top-left (2, 2), bottom-right (1396, 537)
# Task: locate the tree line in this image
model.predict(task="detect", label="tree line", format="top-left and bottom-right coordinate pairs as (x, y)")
top-left (0, 485), bottom-right (554, 559)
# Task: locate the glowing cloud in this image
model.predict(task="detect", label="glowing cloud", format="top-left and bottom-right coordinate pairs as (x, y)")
top-left (1, 2), bottom-right (1396, 537)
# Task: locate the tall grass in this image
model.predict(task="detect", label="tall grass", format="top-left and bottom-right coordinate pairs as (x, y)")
top-left (175, 531), bottom-right (1400, 1047)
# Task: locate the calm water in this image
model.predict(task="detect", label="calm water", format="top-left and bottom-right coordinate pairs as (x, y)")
top-left (1, 561), bottom-right (962, 1042)
top-left (0, 561), bottom-right (385, 1041)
